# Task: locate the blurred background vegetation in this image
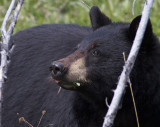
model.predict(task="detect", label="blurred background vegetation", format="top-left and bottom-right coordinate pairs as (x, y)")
top-left (0, 0), bottom-right (160, 37)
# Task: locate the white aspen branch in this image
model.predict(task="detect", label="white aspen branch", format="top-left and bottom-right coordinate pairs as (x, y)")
top-left (132, 0), bottom-right (136, 16)
top-left (102, 0), bottom-right (155, 127)
top-left (1, 0), bottom-right (17, 37)
top-left (0, 0), bottom-right (24, 126)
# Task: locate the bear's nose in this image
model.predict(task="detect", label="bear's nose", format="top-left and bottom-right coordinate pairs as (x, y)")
top-left (50, 61), bottom-right (65, 77)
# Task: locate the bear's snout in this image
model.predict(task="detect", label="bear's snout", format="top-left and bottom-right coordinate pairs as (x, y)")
top-left (50, 61), bottom-right (65, 79)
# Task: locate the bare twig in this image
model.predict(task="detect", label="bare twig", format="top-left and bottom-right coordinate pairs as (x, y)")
top-left (81, 0), bottom-right (90, 9)
top-left (123, 52), bottom-right (140, 127)
top-left (19, 117), bottom-right (34, 127)
top-left (1, 0), bottom-right (17, 37)
top-left (18, 110), bottom-right (46, 127)
top-left (57, 87), bottom-right (62, 95)
top-left (37, 110), bottom-right (46, 127)
top-left (132, 0), bottom-right (137, 16)
top-left (0, 0), bottom-right (24, 126)
top-left (102, 0), bottom-right (155, 127)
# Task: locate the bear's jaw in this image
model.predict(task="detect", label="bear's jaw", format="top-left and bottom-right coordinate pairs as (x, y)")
top-left (53, 79), bottom-right (86, 90)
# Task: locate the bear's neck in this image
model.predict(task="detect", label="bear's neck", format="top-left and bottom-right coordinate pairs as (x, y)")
top-left (75, 81), bottom-right (113, 109)
top-left (72, 89), bottom-right (108, 127)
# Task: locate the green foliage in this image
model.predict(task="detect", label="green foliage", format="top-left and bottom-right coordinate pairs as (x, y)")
top-left (0, 0), bottom-right (159, 37)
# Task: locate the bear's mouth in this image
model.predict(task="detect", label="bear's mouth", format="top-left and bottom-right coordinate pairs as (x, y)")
top-left (49, 59), bottom-right (87, 90)
top-left (53, 79), bottom-right (83, 90)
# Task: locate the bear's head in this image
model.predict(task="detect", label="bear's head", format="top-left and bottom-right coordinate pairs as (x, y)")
top-left (50, 6), bottom-right (156, 101)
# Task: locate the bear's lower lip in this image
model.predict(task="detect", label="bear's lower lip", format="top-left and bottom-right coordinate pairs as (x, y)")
top-left (53, 79), bottom-right (79, 90)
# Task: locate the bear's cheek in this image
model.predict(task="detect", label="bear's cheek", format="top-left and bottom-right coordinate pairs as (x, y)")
top-left (66, 57), bottom-right (91, 83)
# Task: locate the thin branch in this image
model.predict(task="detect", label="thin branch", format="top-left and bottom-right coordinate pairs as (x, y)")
top-left (0, 0), bottom-right (24, 126)
top-left (123, 52), bottom-right (140, 127)
top-left (128, 79), bottom-right (140, 127)
top-left (7, 0), bottom-right (24, 36)
top-left (1, 0), bottom-right (17, 37)
top-left (132, 0), bottom-right (137, 16)
top-left (37, 110), bottom-right (46, 127)
top-left (102, 0), bottom-right (155, 127)
top-left (81, 0), bottom-right (90, 9)
top-left (57, 87), bottom-right (62, 95)
top-left (19, 117), bottom-right (34, 127)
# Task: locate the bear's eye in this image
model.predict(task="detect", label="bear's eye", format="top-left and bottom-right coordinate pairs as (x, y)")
top-left (92, 50), bottom-right (100, 56)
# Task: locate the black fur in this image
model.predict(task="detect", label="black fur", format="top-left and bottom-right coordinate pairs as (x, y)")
top-left (2, 24), bottom-right (92, 127)
top-left (90, 6), bottom-right (111, 31)
top-left (2, 6), bottom-right (160, 127)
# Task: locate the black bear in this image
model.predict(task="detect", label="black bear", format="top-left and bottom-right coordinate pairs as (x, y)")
top-left (2, 6), bottom-right (160, 127)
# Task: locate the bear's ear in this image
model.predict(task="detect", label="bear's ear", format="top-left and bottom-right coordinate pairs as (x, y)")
top-left (129, 15), bottom-right (153, 43)
top-left (89, 6), bottom-right (112, 31)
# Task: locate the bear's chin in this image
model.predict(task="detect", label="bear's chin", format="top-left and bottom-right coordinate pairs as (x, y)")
top-left (54, 79), bottom-right (83, 90)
